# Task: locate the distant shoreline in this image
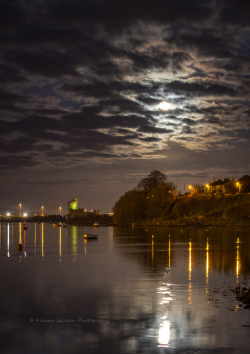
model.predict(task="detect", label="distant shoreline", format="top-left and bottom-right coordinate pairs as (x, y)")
top-left (1, 219), bottom-right (249, 228)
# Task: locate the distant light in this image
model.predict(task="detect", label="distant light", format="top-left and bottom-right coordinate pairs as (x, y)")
top-left (23, 213), bottom-right (27, 217)
top-left (159, 101), bottom-right (172, 111)
top-left (7, 213), bottom-right (10, 216)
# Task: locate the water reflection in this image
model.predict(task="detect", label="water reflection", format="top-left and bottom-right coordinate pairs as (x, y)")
top-left (34, 223), bottom-right (36, 256)
top-left (206, 237), bottom-right (209, 297)
top-left (71, 226), bottom-right (78, 261)
top-left (1, 224), bottom-right (250, 353)
top-left (23, 229), bottom-right (26, 257)
top-left (236, 237), bottom-right (241, 280)
top-left (59, 226), bottom-right (62, 260)
top-left (109, 226), bottom-right (113, 252)
top-left (42, 222), bottom-right (44, 258)
top-left (152, 235), bottom-right (154, 262)
top-left (188, 239), bottom-right (192, 305)
top-left (158, 317), bottom-right (170, 347)
top-left (168, 235), bottom-right (171, 269)
top-left (7, 223), bottom-right (10, 258)
top-left (206, 237), bottom-right (209, 282)
top-left (19, 222), bottom-right (22, 244)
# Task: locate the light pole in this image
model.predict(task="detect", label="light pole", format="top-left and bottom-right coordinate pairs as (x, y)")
top-left (19, 203), bottom-right (21, 217)
top-left (189, 185), bottom-right (192, 195)
top-left (59, 207), bottom-right (62, 216)
top-left (42, 206), bottom-right (44, 216)
top-left (236, 182), bottom-right (241, 194)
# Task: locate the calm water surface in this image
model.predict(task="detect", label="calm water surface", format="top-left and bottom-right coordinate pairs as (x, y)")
top-left (1, 222), bottom-right (250, 353)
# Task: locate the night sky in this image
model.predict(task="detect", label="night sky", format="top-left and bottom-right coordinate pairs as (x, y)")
top-left (1, 0), bottom-right (250, 215)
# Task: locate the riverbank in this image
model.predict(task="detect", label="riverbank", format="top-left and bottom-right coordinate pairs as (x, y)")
top-left (115, 217), bottom-right (250, 227)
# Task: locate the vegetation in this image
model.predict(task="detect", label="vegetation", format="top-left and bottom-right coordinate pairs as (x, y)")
top-left (113, 171), bottom-right (250, 225)
top-left (239, 175), bottom-right (250, 193)
top-left (113, 170), bottom-right (177, 224)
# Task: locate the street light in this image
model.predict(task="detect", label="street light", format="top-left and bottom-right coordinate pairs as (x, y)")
top-left (42, 206), bottom-right (44, 216)
top-left (19, 203), bottom-right (21, 217)
top-left (59, 207), bottom-right (62, 216)
top-left (236, 182), bottom-right (241, 194)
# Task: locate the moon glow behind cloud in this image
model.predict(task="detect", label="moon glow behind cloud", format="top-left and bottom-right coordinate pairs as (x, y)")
top-left (158, 101), bottom-right (172, 111)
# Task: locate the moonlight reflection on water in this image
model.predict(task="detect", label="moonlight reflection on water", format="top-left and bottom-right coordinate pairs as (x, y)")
top-left (0, 223), bottom-right (250, 353)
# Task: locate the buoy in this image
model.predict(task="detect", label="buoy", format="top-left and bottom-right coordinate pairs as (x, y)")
top-left (17, 244), bottom-right (22, 251)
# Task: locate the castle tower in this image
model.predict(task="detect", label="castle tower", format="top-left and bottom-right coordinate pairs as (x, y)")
top-left (68, 197), bottom-right (78, 213)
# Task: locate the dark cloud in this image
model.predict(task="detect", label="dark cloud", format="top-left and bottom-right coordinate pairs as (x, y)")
top-left (49, 0), bottom-right (214, 30)
top-left (0, 63), bottom-right (28, 84)
top-left (164, 29), bottom-right (234, 59)
top-left (4, 49), bottom-right (81, 78)
top-left (217, 0), bottom-right (250, 26)
top-left (182, 118), bottom-right (197, 126)
top-left (164, 80), bottom-right (241, 97)
top-left (0, 0), bottom-right (249, 212)
top-left (0, 88), bottom-right (29, 104)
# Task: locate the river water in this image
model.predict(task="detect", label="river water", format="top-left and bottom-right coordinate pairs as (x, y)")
top-left (0, 222), bottom-right (250, 353)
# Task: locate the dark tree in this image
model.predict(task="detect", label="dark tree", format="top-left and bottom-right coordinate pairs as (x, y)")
top-left (113, 170), bottom-right (177, 223)
top-left (136, 170), bottom-right (167, 194)
top-left (194, 183), bottom-right (204, 193)
top-left (146, 182), bottom-right (176, 218)
top-left (224, 181), bottom-right (238, 194)
top-left (113, 190), bottom-right (146, 224)
top-left (239, 175), bottom-right (250, 193)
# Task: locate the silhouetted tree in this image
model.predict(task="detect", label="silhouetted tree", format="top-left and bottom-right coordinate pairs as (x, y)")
top-left (113, 170), bottom-right (177, 223)
top-left (194, 183), bottom-right (204, 193)
top-left (136, 170), bottom-right (167, 194)
top-left (239, 175), bottom-right (250, 193)
top-left (146, 182), bottom-right (176, 218)
top-left (225, 180), bottom-right (238, 194)
top-left (113, 190), bottom-right (146, 224)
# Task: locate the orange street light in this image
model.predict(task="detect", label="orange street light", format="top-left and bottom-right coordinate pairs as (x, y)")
top-left (19, 203), bottom-right (21, 217)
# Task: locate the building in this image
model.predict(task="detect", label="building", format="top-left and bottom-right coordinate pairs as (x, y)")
top-left (67, 197), bottom-right (100, 220)
top-left (68, 197), bottom-right (78, 213)
top-left (205, 177), bottom-right (236, 194)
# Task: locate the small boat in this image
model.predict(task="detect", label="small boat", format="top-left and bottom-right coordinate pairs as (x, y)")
top-left (93, 222), bottom-right (100, 227)
top-left (22, 226), bottom-right (28, 230)
top-left (52, 223), bottom-right (58, 227)
top-left (84, 234), bottom-right (98, 239)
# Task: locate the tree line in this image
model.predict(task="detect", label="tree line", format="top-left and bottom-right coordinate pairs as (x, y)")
top-left (113, 170), bottom-right (176, 223)
top-left (113, 170), bottom-right (250, 224)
